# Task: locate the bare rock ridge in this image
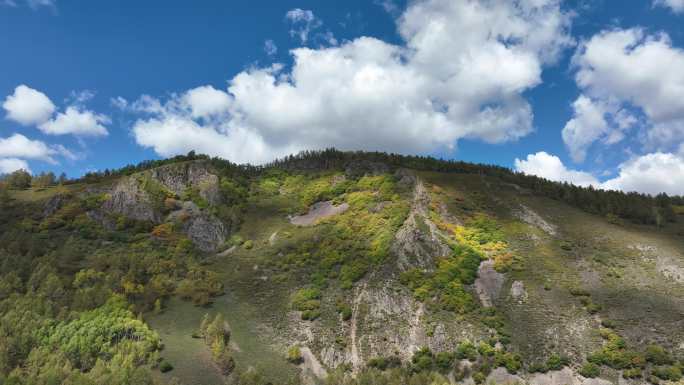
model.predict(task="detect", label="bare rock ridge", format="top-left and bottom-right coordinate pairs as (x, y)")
top-left (392, 173), bottom-right (452, 271)
top-left (99, 160), bottom-right (228, 251)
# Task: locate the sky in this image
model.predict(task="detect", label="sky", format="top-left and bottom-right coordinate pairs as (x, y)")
top-left (1, 0), bottom-right (684, 196)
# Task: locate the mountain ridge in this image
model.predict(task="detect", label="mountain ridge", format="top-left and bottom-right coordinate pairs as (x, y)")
top-left (0, 149), bottom-right (683, 385)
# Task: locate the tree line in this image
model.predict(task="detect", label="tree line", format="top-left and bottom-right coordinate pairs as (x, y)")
top-left (2, 148), bottom-right (681, 226)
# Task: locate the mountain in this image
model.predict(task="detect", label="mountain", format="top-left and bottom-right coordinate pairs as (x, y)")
top-left (1, 149), bottom-right (683, 385)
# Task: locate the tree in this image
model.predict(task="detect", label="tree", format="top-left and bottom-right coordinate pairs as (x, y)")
top-left (31, 172), bottom-right (56, 188)
top-left (5, 169), bottom-right (32, 189)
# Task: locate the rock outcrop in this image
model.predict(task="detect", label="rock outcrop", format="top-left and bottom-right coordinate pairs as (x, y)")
top-left (391, 176), bottom-right (451, 271)
top-left (102, 176), bottom-right (160, 222)
top-left (100, 161), bottom-right (228, 252)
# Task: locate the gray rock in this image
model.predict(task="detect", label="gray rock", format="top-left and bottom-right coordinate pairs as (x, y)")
top-left (42, 194), bottom-right (65, 218)
top-left (182, 213), bottom-right (226, 252)
top-left (150, 161), bottom-right (221, 205)
top-left (102, 176), bottom-right (159, 222)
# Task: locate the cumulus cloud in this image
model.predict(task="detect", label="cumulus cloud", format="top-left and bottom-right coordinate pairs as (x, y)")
top-left (515, 151), bottom-right (684, 196)
top-left (182, 86), bottom-right (231, 119)
top-left (562, 95), bottom-right (637, 162)
top-left (285, 9), bottom-right (322, 44)
top-left (3, 85), bottom-right (109, 137)
top-left (601, 152), bottom-right (684, 196)
top-left (514, 151), bottom-right (599, 187)
top-left (129, 0), bottom-right (573, 165)
top-left (0, 133), bottom-right (75, 164)
top-left (38, 107), bottom-right (109, 136)
top-left (654, 0), bottom-right (684, 13)
top-left (567, 28), bottom-right (684, 156)
top-left (0, 158), bottom-right (30, 174)
top-left (3, 85), bottom-right (56, 126)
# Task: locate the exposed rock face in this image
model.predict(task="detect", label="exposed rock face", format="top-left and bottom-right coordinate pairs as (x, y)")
top-left (510, 280), bottom-right (528, 304)
top-left (183, 214), bottom-right (226, 252)
top-left (475, 260), bottom-right (505, 307)
top-left (102, 176), bottom-right (160, 222)
top-left (167, 201), bottom-right (226, 252)
top-left (149, 162), bottom-right (221, 205)
top-left (42, 194), bottom-right (65, 218)
top-left (529, 368), bottom-right (612, 385)
top-left (391, 178), bottom-right (451, 271)
top-left (515, 204), bottom-right (557, 236)
top-left (290, 201), bottom-right (350, 226)
top-left (100, 161), bottom-right (228, 252)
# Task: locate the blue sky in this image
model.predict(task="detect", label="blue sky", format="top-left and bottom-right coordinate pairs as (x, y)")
top-left (1, 0), bottom-right (684, 195)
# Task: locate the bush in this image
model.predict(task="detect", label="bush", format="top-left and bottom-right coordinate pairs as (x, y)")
top-left (243, 240), bottom-right (253, 249)
top-left (652, 366), bottom-right (682, 381)
top-left (623, 367), bottom-right (642, 379)
top-left (455, 341), bottom-right (478, 361)
top-left (336, 301), bottom-right (352, 321)
top-left (159, 360), bottom-right (174, 373)
top-left (545, 354), bottom-right (570, 372)
top-left (367, 356), bottom-right (402, 371)
top-left (473, 371), bottom-right (486, 384)
top-left (287, 346), bottom-right (303, 364)
top-left (579, 362), bottom-right (600, 378)
top-left (645, 345), bottom-right (672, 365)
top-left (411, 347), bottom-right (434, 372)
top-left (435, 352), bottom-right (455, 372)
top-left (495, 351), bottom-right (522, 374)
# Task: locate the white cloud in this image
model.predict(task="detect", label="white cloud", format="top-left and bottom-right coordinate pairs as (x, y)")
top-left (0, 158), bottom-right (30, 174)
top-left (3, 85), bottom-right (110, 137)
top-left (601, 152), bottom-right (684, 196)
top-left (654, 0), bottom-right (684, 13)
top-left (562, 95), bottom-right (638, 162)
top-left (515, 151), bottom-right (684, 196)
top-left (38, 107), bottom-right (109, 136)
top-left (3, 85), bottom-right (56, 126)
top-left (569, 28), bottom-right (684, 154)
top-left (514, 151), bottom-right (599, 187)
top-left (182, 86), bottom-right (231, 119)
top-left (0, 133), bottom-right (68, 163)
top-left (285, 8), bottom-right (322, 44)
top-left (130, 0), bottom-right (573, 165)
top-left (264, 40), bottom-right (278, 56)
top-left (562, 95), bottom-right (610, 163)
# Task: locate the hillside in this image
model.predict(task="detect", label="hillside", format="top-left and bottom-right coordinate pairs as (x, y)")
top-left (1, 150), bottom-right (683, 385)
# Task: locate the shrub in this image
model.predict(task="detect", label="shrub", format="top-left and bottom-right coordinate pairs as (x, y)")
top-left (495, 351), bottom-right (522, 374)
top-left (435, 352), bottom-right (455, 372)
top-left (623, 367), bottom-right (642, 379)
top-left (645, 345), bottom-right (672, 365)
top-left (455, 341), bottom-right (478, 361)
top-left (545, 354), bottom-right (570, 371)
top-left (287, 346), bottom-right (303, 364)
top-left (579, 362), bottom-right (600, 378)
top-left (652, 366), bottom-right (682, 381)
top-left (367, 356), bottom-right (401, 371)
top-left (243, 240), bottom-right (253, 250)
top-left (336, 301), bottom-right (352, 321)
top-left (472, 371), bottom-right (486, 384)
top-left (159, 360), bottom-right (174, 373)
top-left (411, 347), bottom-right (434, 372)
